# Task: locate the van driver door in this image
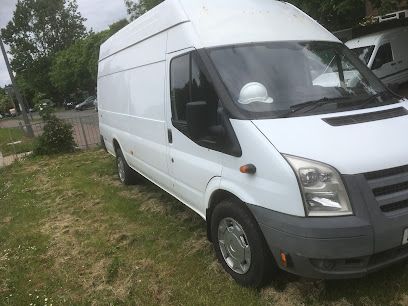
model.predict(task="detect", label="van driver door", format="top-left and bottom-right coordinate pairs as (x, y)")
top-left (164, 49), bottom-right (223, 215)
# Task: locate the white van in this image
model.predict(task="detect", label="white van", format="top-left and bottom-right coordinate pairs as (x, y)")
top-left (346, 27), bottom-right (408, 86)
top-left (98, 0), bottom-right (408, 287)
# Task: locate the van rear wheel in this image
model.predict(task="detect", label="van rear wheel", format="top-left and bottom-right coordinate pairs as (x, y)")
top-left (211, 199), bottom-right (275, 288)
top-left (116, 147), bottom-right (140, 185)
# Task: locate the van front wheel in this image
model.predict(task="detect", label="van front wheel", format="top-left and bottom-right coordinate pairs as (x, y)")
top-left (116, 147), bottom-right (140, 185)
top-left (211, 199), bottom-right (275, 288)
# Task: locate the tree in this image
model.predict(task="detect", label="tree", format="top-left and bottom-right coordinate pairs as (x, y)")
top-left (370, 0), bottom-right (402, 14)
top-left (124, 0), bottom-right (163, 21)
top-left (0, 88), bottom-right (13, 113)
top-left (1, 0), bottom-right (87, 101)
top-left (49, 20), bottom-right (129, 97)
top-left (288, 0), bottom-right (366, 31)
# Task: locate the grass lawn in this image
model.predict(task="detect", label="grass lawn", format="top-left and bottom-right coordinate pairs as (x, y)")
top-left (1, 150), bottom-right (408, 305)
top-left (0, 127), bottom-right (36, 157)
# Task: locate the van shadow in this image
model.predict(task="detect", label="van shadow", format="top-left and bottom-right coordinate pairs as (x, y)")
top-left (267, 260), bottom-right (408, 303)
top-left (128, 174), bottom-right (208, 230)
top-left (125, 174), bottom-right (408, 303)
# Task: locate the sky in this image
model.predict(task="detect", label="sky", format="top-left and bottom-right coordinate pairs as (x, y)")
top-left (0, 0), bottom-right (128, 87)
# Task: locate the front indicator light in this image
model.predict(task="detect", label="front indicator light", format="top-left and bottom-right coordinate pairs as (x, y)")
top-left (284, 155), bottom-right (353, 217)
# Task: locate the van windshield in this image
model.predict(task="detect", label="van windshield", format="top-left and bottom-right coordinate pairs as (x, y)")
top-left (351, 45), bottom-right (375, 65)
top-left (209, 41), bottom-right (397, 118)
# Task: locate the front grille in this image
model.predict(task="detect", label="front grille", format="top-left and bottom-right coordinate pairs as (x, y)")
top-left (380, 200), bottom-right (408, 213)
top-left (365, 165), bottom-right (408, 213)
top-left (373, 181), bottom-right (408, 197)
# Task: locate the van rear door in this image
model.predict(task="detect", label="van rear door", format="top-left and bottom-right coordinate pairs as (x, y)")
top-left (165, 49), bottom-right (223, 215)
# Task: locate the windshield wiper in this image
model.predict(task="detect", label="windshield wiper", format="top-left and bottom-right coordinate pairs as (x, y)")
top-left (279, 96), bottom-right (351, 118)
top-left (356, 91), bottom-right (388, 109)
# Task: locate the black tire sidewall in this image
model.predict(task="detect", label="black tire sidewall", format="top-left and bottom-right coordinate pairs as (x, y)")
top-left (211, 199), bottom-right (273, 288)
top-left (116, 147), bottom-right (138, 185)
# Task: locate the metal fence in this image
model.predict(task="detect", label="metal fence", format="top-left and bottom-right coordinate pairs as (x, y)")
top-left (0, 114), bottom-right (100, 166)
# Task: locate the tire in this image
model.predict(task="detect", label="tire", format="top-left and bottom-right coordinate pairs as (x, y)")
top-left (100, 136), bottom-right (107, 152)
top-left (211, 199), bottom-right (275, 288)
top-left (115, 147), bottom-right (140, 185)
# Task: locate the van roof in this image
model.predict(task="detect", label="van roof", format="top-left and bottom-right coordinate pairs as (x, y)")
top-left (100, 0), bottom-right (339, 61)
top-left (346, 26), bottom-right (408, 49)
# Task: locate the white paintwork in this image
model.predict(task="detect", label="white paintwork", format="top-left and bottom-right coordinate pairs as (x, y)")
top-left (222, 120), bottom-right (305, 216)
top-left (98, 0), bottom-right (408, 222)
top-left (178, 0), bottom-right (339, 48)
top-left (164, 48), bottom-right (224, 214)
top-left (100, 0), bottom-right (339, 60)
top-left (253, 99), bottom-right (408, 175)
top-left (346, 27), bottom-right (408, 85)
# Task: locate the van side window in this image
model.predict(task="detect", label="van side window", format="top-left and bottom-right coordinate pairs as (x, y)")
top-left (170, 52), bottom-right (219, 126)
top-left (191, 53), bottom-right (218, 127)
top-left (373, 43), bottom-right (393, 70)
top-left (170, 54), bottom-right (190, 121)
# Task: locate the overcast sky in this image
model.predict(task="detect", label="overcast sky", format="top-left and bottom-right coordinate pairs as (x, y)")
top-left (0, 0), bottom-right (128, 87)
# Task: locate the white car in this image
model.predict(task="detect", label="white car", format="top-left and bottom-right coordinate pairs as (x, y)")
top-left (346, 27), bottom-right (408, 86)
top-left (98, 0), bottom-right (408, 287)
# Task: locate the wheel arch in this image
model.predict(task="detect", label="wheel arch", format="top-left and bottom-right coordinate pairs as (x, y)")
top-left (205, 180), bottom-right (258, 242)
top-left (112, 138), bottom-right (121, 156)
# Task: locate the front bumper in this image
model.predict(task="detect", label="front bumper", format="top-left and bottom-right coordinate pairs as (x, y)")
top-left (248, 167), bottom-right (408, 279)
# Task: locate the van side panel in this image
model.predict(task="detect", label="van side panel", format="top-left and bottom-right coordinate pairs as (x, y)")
top-left (99, 0), bottom-right (188, 61)
top-left (98, 31), bottom-right (171, 189)
top-left (390, 30), bottom-right (408, 84)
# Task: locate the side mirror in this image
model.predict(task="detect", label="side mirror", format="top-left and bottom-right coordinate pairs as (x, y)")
top-left (186, 101), bottom-right (209, 141)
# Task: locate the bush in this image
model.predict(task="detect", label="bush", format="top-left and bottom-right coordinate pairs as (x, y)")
top-left (33, 115), bottom-right (75, 156)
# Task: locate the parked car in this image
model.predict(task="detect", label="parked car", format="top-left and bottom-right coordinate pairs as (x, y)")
top-left (98, 0), bottom-right (408, 287)
top-left (9, 108), bottom-right (17, 117)
top-left (63, 99), bottom-right (77, 110)
top-left (346, 26), bottom-right (408, 86)
top-left (75, 96), bottom-right (96, 111)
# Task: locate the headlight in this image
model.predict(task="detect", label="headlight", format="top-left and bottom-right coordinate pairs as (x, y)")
top-left (284, 155), bottom-right (352, 217)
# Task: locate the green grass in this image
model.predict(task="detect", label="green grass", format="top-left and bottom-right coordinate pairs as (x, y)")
top-left (1, 150), bottom-right (408, 305)
top-left (0, 127), bottom-right (36, 156)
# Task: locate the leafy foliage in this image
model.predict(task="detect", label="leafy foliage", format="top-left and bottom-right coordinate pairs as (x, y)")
top-left (0, 88), bottom-right (13, 113)
top-left (1, 0), bottom-right (87, 102)
top-left (370, 0), bottom-right (403, 14)
top-left (33, 102), bottom-right (75, 155)
top-left (33, 115), bottom-right (75, 155)
top-left (289, 0), bottom-right (366, 31)
top-left (50, 19), bottom-right (128, 97)
top-left (124, 0), bottom-right (164, 21)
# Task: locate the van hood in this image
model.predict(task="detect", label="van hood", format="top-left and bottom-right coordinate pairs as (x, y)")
top-left (252, 101), bottom-right (408, 175)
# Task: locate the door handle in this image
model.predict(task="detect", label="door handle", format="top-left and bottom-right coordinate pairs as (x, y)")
top-left (167, 129), bottom-right (173, 144)
top-left (391, 63), bottom-right (397, 66)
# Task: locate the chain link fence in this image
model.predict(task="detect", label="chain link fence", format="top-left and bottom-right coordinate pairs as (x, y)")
top-left (0, 114), bottom-right (100, 167)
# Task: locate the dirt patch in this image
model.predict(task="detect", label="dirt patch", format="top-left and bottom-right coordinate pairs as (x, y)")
top-left (1, 216), bottom-right (12, 224)
top-left (139, 198), bottom-right (169, 215)
top-left (92, 174), bottom-right (122, 187)
top-left (261, 280), bottom-right (325, 306)
top-left (398, 294), bottom-right (408, 306)
top-left (182, 234), bottom-right (211, 256)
